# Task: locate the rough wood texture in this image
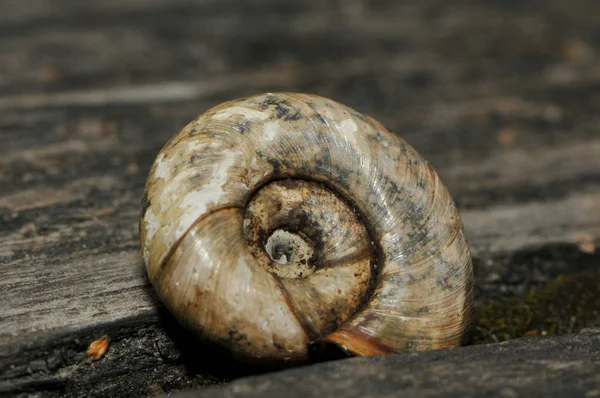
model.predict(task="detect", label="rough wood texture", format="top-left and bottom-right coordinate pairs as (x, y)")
top-left (1, 0), bottom-right (599, 397)
top-left (177, 328), bottom-right (600, 398)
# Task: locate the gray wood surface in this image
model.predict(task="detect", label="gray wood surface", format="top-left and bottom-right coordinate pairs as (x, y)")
top-left (1, 0), bottom-right (599, 396)
top-left (178, 328), bottom-right (600, 398)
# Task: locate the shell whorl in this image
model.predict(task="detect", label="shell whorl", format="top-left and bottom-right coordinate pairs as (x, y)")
top-left (140, 93), bottom-right (473, 362)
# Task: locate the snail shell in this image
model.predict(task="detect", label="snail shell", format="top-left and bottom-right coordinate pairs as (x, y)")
top-left (140, 93), bottom-right (473, 362)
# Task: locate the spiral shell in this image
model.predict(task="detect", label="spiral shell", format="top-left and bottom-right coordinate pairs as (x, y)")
top-left (140, 93), bottom-right (473, 362)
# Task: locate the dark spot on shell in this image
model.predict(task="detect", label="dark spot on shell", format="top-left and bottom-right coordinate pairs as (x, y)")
top-left (259, 96), bottom-right (302, 121)
top-left (228, 330), bottom-right (248, 343)
top-left (258, 94), bottom-right (278, 109)
top-left (307, 102), bottom-right (331, 127)
top-left (140, 190), bottom-right (151, 218)
top-left (187, 126), bottom-right (200, 137)
top-left (407, 273), bottom-right (418, 284)
top-left (236, 121), bottom-right (251, 134)
top-left (314, 113), bottom-right (329, 126)
top-left (189, 154), bottom-right (202, 165)
top-left (412, 305), bottom-right (431, 316)
top-left (435, 272), bottom-right (454, 290)
top-left (400, 142), bottom-right (409, 156)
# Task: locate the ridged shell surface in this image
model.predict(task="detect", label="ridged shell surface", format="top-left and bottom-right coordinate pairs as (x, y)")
top-left (140, 92), bottom-right (473, 362)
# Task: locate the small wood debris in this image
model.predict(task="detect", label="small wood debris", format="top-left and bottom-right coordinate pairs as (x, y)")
top-left (87, 337), bottom-right (110, 360)
top-left (573, 233), bottom-right (596, 254)
top-left (496, 128), bottom-right (518, 147)
top-left (564, 40), bottom-right (594, 62)
top-left (126, 162), bottom-right (140, 175)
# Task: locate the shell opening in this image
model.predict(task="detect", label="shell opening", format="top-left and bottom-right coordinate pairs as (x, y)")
top-left (242, 179), bottom-right (376, 340)
top-left (264, 229), bottom-right (315, 278)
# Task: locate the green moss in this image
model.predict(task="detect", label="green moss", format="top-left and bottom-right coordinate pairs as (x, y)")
top-left (469, 272), bottom-right (600, 345)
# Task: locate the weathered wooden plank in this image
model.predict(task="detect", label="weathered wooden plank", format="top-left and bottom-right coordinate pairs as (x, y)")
top-left (1, 0), bottom-right (599, 396)
top-left (1, 103), bottom-right (599, 393)
top-left (2, 243), bottom-right (598, 397)
top-left (2, 192), bottom-right (598, 348)
top-left (177, 329), bottom-right (600, 398)
top-left (1, 0), bottom-right (599, 101)
top-left (1, 93), bottom-right (599, 392)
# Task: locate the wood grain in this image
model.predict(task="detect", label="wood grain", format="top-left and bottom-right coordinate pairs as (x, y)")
top-left (1, 0), bottom-right (599, 396)
top-left (177, 328), bottom-right (600, 398)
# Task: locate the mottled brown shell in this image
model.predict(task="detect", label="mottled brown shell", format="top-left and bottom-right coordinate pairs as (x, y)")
top-left (140, 93), bottom-right (473, 362)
